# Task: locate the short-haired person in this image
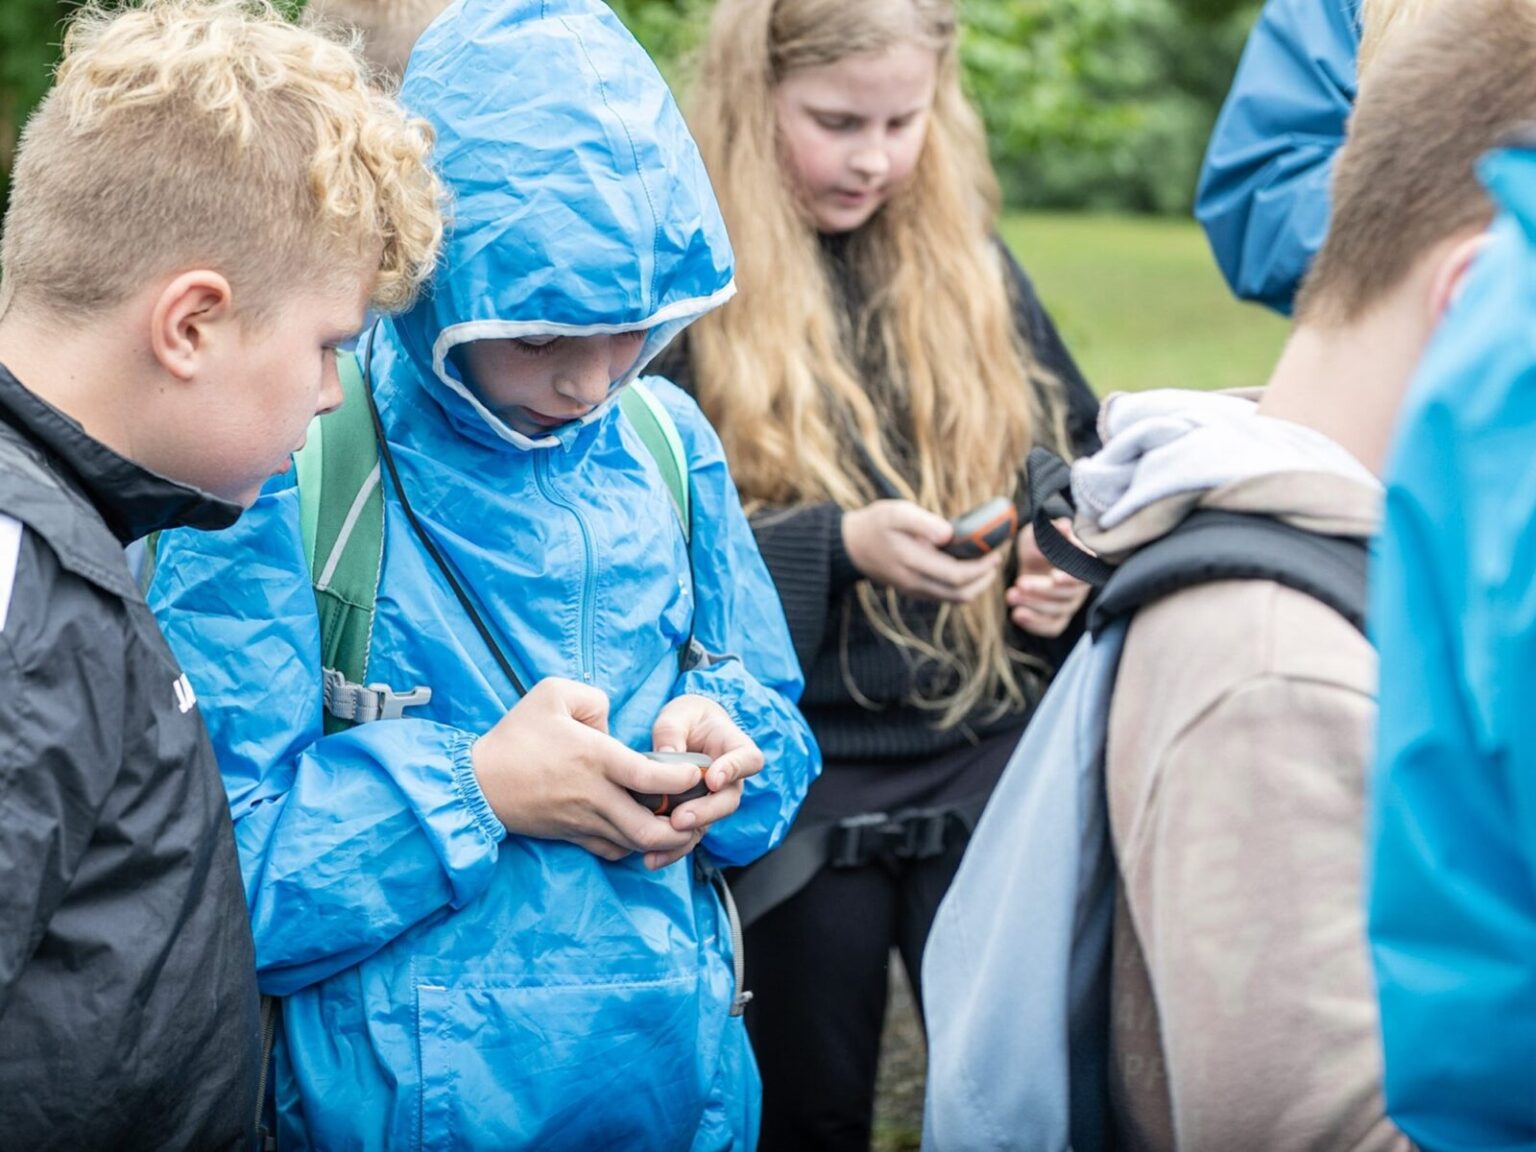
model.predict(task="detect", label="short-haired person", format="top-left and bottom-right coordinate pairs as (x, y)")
top-left (1087, 0), bottom-right (1531, 1144)
top-left (1196, 0), bottom-right (1438, 313)
top-left (929, 0), bottom-right (1534, 1146)
top-left (0, 0), bottom-right (441, 1146)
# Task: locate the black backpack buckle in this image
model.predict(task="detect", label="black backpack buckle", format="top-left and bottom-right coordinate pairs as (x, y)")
top-left (829, 808), bottom-right (956, 869)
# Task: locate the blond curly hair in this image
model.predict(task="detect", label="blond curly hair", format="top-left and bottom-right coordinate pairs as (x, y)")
top-left (1, 0), bottom-right (444, 323)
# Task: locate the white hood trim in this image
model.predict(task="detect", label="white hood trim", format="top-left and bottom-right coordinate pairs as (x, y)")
top-left (427, 281), bottom-right (737, 451)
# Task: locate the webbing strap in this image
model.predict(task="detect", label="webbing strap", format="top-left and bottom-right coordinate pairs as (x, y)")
top-left (619, 381), bottom-right (691, 542)
top-left (1025, 447), bottom-right (1115, 587)
top-left (138, 531), bottom-right (160, 596)
top-left (254, 995), bottom-right (277, 1150)
top-left (1088, 509), bottom-right (1371, 638)
top-left (619, 380), bottom-right (696, 668)
top-left (696, 856), bottom-right (753, 1016)
top-left (728, 792), bottom-right (990, 929)
top-left (295, 352), bottom-right (395, 733)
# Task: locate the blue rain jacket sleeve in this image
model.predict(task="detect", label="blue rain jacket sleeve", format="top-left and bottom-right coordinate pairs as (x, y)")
top-left (150, 483), bottom-right (505, 997)
top-left (650, 378), bottom-right (820, 866)
top-left (1195, 0), bottom-right (1358, 314)
top-left (1368, 150), bottom-right (1536, 1149)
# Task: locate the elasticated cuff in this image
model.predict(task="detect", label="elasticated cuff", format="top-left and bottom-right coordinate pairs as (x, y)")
top-left (448, 731), bottom-right (508, 846)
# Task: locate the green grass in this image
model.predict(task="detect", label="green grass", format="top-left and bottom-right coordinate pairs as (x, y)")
top-left (1000, 212), bottom-right (1290, 396)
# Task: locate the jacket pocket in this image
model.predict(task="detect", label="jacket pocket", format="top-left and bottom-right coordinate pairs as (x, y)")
top-left (414, 971), bottom-right (716, 1151)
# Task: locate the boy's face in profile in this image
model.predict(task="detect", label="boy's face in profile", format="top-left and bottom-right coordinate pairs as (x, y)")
top-left (455, 331), bottom-right (647, 437)
top-left (155, 274), bottom-right (371, 506)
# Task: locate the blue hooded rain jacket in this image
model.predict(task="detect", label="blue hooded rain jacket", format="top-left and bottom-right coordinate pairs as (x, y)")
top-left (1194, 0), bottom-right (1358, 313)
top-left (1369, 146), bottom-right (1536, 1150)
top-left (150, 2), bottom-right (819, 1147)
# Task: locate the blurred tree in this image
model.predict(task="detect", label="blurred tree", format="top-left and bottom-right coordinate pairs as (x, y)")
top-left (1, 0), bottom-right (68, 206)
top-left (961, 0), bottom-right (1257, 212)
top-left (604, 0), bottom-right (712, 87)
top-left (0, 0), bottom-right (1261, 221)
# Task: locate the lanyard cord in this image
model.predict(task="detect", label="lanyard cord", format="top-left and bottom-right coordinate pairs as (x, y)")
top-left (360, 332), bottom-right (530, 698)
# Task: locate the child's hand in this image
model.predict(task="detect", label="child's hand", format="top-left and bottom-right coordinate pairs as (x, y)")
top-left (842, 499), bottom-right (1005, 603)
top-left (647, 695), bottom-right (765, 871)
top-left (1006, 519), bottom-right (1092, 637)
top-left (472, 678), bottom-right (704, 863)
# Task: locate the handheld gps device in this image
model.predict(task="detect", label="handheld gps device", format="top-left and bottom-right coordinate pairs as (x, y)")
top-left (942, 496), bottom-right (1018, 559)
top-left (629, 751), bottom-right (712, 815)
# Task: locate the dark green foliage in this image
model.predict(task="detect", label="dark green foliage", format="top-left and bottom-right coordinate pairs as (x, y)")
top-left (960, 0), bottom-right (1258, 212)
top-left (0, 0), bottom-right (68, 186)
top-left (0, 0), bottom-right (1260, 221)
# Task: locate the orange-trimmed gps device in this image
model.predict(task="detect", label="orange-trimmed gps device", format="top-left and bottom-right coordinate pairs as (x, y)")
top-left (942, 496), bottom-right (1018, 559)
top-left (629, 750), bottom-right (712, 815)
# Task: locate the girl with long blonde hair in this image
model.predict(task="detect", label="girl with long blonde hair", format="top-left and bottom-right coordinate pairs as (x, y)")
top-left (655, 0), bottom-right (1101, 1145)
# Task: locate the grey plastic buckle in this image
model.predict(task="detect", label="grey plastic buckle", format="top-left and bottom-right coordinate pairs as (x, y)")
top-left (371, 684), bottom-right (432, 721)
top-left (322, 669), bottom-right (432, 724)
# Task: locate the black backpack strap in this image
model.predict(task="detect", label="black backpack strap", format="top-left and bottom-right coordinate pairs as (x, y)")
top-left (1088, 509), bottom-right (1370, 638)
top-left (727, 790), bottom-right (992, 930)
top-left (1023, 447), bottom-right (1116, 587)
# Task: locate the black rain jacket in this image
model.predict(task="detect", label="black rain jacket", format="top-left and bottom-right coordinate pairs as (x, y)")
top-left (0, 362), bottom-right (259, 1150)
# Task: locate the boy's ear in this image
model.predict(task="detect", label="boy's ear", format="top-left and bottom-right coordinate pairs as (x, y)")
top-left (150, 270), bottom-right (235, 382)
top-left (1427, 231), bottom-right (1493, 323)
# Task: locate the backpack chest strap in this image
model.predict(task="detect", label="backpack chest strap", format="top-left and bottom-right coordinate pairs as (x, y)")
top-left (321, 670), bottom-right (432, 724)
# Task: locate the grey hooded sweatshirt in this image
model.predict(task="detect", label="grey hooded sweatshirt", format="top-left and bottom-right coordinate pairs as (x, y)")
top-left (1072, 390), bottom-right (1411, 1152)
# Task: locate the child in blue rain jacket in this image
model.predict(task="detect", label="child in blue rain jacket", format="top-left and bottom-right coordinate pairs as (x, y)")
top-left (149, 1), bottom-right (819, 1148)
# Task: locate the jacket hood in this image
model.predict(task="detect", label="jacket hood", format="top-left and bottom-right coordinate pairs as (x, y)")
top-left (1071, 388), bottom-right (1380, 561)
top-left (390, 0), bottom-right (735, 449)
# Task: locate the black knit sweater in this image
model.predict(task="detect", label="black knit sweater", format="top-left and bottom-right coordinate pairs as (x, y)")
top-left (656, 241), bottom-right (1100, 765)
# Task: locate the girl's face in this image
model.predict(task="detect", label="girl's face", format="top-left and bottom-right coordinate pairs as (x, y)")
top-left (456, 331), bottom-right (648, 437)
top-left (774, 43), bottom-right (939, 234)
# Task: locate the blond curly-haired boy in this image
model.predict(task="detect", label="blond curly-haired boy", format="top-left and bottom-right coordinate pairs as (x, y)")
top-left (0, 2), bottom-right (440, 1146)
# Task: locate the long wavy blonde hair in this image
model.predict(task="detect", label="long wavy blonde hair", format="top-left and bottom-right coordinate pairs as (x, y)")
top-left (686, 0), bottom-right (1069, 728)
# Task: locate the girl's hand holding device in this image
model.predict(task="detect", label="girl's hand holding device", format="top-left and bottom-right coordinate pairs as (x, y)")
top-left (841, 498), bottom-right (1005, 603)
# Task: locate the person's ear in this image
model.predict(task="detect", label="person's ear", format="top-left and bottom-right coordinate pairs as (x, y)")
top-left (149, 270), bottom-right (234, 382)
top-left (1427, 231), bottom-right (1493, 323)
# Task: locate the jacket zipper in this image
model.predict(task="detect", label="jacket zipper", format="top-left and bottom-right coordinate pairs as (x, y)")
top-left (534, 453), bottom-right (596, 683)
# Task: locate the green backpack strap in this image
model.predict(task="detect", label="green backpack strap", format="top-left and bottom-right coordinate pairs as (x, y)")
top-left (619, 379), bottom-right (704, 669)
top-left (297, 350), bottom-right (430, 732)
top-left (619, 380), bottom-right (691, 543)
